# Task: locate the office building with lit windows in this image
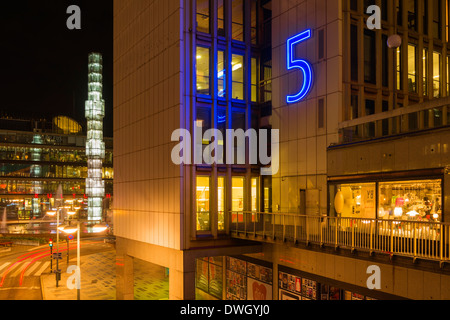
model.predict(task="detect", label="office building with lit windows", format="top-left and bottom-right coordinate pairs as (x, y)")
top-left (0, 116), bottom-right (113, 221)
top-left (114, 0), bottom-right (450, 300)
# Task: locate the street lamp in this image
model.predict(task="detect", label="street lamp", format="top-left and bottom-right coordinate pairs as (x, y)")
top-left (60, 219), bottom-right (107, 300)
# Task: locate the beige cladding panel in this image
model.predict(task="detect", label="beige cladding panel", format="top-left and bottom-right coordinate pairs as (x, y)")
top-left (114, 0), bottom-right (183, 249)
top-left (271, 0), bottom-right (342, 214)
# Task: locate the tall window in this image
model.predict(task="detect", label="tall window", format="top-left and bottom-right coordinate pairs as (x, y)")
top-left (433, 0), bottom-right (442, 39)
top-left (251, 0), bottom-right (258, 45)
top-left (364, 30), bottom-right (376, 84)
top-left (197, 46), bottom-right (211, 95)
top-left (423, 48), bottom-right (429, 96)
top-left (447, 56), bottom-right (450, 96)
top-left (251, 57), bottom-right (258, 102)
top-left (196, 176), bottom-right (211, 231)
top-left (396, 0), bottom-right (402, 26)
top-left (251, 178), bottom-right (258, 212)
top-left (231, 177), bottom-right (245, 223)
top-left (396, 47), bottom-right (402, 90)
top-left (382, 35), bottom-right (389, 87)
top-left (232, 54), bottom-right (245, 100)
top-left (433, 51), bottom-right (441, 98)
top-left (218, 50), bottom-right (226, 98)
top-left (407, 0), bottom-right (418, 31)
top-left (218, 0), bottom-right (225, 37)
top-left (196, 0), bottom-right (210, 34)
top-left (350, 24), bottom-right (358, 82)
top-left (423, 0), bottom-right (429, 35)
top-left (218, 177), bottom-right (226, 231)
top-left (232, 0), bottom-right (244, 42)
top-left (408, 44), bottom-right (417, 93)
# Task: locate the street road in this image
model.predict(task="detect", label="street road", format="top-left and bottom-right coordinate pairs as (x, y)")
top-left (0, 237), bottom-right (114, 300)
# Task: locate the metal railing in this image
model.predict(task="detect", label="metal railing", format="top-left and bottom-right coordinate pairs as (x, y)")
top-left (229, 211), bottom-right (450, 264)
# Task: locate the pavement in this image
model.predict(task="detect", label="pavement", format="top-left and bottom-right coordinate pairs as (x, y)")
top-left (40, 250), bottom-right (170, 300)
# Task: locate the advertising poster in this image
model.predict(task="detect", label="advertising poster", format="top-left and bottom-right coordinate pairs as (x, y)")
top-left (279, 289), bottom-right (301, 300)
top-left (247, 278), bottom-right (273, 300)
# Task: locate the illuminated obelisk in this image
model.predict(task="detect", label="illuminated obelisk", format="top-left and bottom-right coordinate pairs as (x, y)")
top-left (85, 53), bottom-right (105, 221)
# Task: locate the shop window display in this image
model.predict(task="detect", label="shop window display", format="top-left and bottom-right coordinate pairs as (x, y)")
top-left (332, 183), bottom-right (376, 219)
top-left (378, 180), bottom-right (442, 222)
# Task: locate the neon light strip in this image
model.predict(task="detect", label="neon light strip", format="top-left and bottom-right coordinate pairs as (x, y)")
top-left (286, 29), bottom-right (314, 104)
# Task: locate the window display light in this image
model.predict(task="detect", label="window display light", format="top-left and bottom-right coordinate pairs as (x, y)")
top-left (85, 53), bottom-right (105, 221)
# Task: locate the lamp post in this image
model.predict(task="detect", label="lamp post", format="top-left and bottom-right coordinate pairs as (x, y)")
top-left (61, 219), bottom-right (108, 300)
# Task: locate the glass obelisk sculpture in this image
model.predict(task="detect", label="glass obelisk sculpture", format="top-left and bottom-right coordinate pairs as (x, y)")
top-left (85, 53), bottom-right (105, 221)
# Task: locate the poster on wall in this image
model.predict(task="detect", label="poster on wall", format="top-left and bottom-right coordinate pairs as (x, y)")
top-left (226, 270), bottom-right (247, 300)
top-left (247, 278), bottom-right (273, 300)
top-left (248, 263), bottom-right (273, 284)
top-left (195, 259), bottom-right (209, 293)
top-left (279, 289), bottom-right (301, 300)
top-left (209, 263), bottom-right (223, 299)
top-left (301, 278), bottom-right (317, 300)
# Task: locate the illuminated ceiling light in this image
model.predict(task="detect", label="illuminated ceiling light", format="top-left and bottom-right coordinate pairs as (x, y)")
top-left (67, 211), bottom-right (77, 216)
top-left (232, 63), bottom-right (242, 71)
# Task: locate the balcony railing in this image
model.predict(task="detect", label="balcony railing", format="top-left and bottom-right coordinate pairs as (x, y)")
top-left (229, 211), bottom-right (450, 265)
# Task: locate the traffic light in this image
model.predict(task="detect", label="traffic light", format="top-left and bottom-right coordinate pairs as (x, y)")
top-left (49, 239), bottom-right (53, 248)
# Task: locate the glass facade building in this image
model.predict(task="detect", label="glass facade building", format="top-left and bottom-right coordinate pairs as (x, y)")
top-left (0, 117), bottom-right (113, 220)
top-left (114, 0), bottom-right (450, 301)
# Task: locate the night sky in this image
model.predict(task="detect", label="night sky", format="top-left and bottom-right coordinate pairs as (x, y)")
top-left (0, 0), bottom-right (113, 137)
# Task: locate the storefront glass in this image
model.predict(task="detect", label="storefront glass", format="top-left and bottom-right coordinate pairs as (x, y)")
top-left (378, 179), bottom-right (442, 221)
top-left (331, 183), bottom-right (376, 219)
top-left (329, 179), bottom-right (443, 222)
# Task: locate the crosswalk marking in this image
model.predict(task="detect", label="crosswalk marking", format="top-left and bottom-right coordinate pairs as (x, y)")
top-left (34, 261), bottom-right (50, 276)
top-left (24, 262), bottom-right (41, 277)
top-left (0, 262), bottom-right (11, 274)
top-left (6, 263), bottom-right (23, 277)
top-left (10, 263), bottom-right (26, 277)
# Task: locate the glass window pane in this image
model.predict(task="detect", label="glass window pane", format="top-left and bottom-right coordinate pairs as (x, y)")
top-left (364, 30), bottom-right (376, 84)
top-left (196, 176), bottom-right (211, 231)
top-left (378, 180), bottom-right (442, 221)
top-left (251, 57), bottom-right (258, 102)
top-left (232, 177), bottom-right (245, 224)
top-left (232, 54), bottom-right (244, 100)
top-left (218, 51), bottom-right (226, 98)
top-left (331, 183), bottom-right (376, 219)
top-left (218, 177), bottom-right (226, 231)
top-left (218, 0), bottom-right (225, 37)
top-left (408, 44), bottom-right (417, 93)
top-left (396, 47), bottom-right (402, 90)
top-left (196, 0), bottom-right (210, 34)
top-left (232, 0), bottom-right (244, 42)
top-left (251, 0), bottom-right (258, 44)
top-left (251, 178), bottom-right (258, 212)
top-left (407, 0), bottom-right (417, 31)
top-left (423, 49), bottom-right (428, 96)
top-left (197, 47), bottom-right (210, 95)
top-left (433, 51), bottom-right (441, 98)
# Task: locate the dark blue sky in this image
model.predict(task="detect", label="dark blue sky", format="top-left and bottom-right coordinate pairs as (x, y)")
top-left (0, 0), bottom-right (113, 136)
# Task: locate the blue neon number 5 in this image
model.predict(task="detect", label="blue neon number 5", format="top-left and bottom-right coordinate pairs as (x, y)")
top-left (286, 29), bottom-right (313, 104)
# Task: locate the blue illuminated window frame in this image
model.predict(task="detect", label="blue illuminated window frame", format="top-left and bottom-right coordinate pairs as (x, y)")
top-left (286, 29), bottom-right (314, 104)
